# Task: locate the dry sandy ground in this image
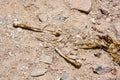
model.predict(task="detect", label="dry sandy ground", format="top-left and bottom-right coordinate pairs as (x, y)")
top-left (0, 0), bottom-right (120, 80)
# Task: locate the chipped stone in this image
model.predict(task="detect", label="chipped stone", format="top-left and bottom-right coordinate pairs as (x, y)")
top-left (31, 68), bottom-right (47, 77)
top-left (70, 0), bottom-right (92, 13)
top-left (40, 54), bottom-right (53, 64)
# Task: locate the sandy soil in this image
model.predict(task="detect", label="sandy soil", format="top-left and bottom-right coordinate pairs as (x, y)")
top-left (0, 0), bottom-right (120, 80)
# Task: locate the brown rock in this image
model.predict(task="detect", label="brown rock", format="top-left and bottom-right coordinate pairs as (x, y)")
top-left (70, 0), bottom-right (92, 13)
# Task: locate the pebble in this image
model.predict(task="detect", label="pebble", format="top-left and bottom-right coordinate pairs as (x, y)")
top-left (68, 55), bottom-right (77, 60)
top-left (60, 71), bottom-right (69, 80)
top-left (8, 51), bottom-right (14, 57)
top-left (53, 14), bottom-right (66, 21)
top-left (66, 77), bottom-right (77, 80)
top-left (31, 68), bottom-right (47, 77)
top-left (90, 18), bottom-right (96, 24)
top-left (38, 14), bottom-right (48, 22)
top-left (17, 27), bottom-right (23, 32)
top-left (94, 53), bottom-right (102, 58)
top-left (111, 68), bottom-right (117, 75)
top-left (58, 72), bottom-right (77, 80)
top-left (94, 24), bottom-right (109, 32)
top-left (40, 54), bottom-right (53, 64)
top-left (70, 0), bottom-right (92, 13)
top-left (100, 6), bottom-right (110, 15)
top-left (106, 18), bottom-right (111, 22)
top-left (93, 66), bottom-right (112, 75)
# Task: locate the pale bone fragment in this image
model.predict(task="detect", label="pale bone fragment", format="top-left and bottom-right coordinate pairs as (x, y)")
top-left (13, 20), bottom-right (44, 32)
top-left (13, 20), bottom-right (61, 37)
top-left (55, 47), bottom-right (81, 68)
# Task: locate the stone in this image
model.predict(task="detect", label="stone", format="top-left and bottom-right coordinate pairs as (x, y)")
top-left (70, 0), bottom-right (92, 13)
top-left (53, 14), bottom-right (66, 21)
top-left (90, 18), bottom-right (96, 24)
top-left (31, 68), bottom-right (47, 77)
top-left (93, 66), bottom-right (112, 75)
top-left (40, 54), bottom-right (53, 64)
top-left (68, 55), bottom-right (77, 60)
top-left (8, 51), bottom-right (14, 57)
top-left (114, 22), bottom-right (120, 40)
top-left (100, 6), bottom-right (110, 15)
top-left (111, 68), bottom-right (117, 75)
top-left (38, 14), bottom-right (48, 22)
top-left (94, 24), bottom-right (109, 32)
top-left (60, 71), bottom-right (69, 80)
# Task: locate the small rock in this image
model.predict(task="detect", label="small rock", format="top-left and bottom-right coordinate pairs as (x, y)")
top-left (111, 68), bottom-right (117, 75)
top-left (60, 71), bottom-right (69, 80)
top-left (31, 68), bottom-right (47, 77)
top-left (8, 51), bottom-right (14, 57)
top-left (90, 18), bottom-right (96, 24)
top-left (106, 18), bottom-right (111, 22)
top-left (70, 0), bottom-right (92, 13)
top-left (38, 14), bottom-right (48, 22)
top-left (100, 6), bottom-right (110, 15)
top-left (66, 77), bottom-right (77, 80)
top-left (68, 55), bottom-right (77, 60)
top-left (94, 53), bottom-right (102, 58)
top-left (53, 14), bottom-right (67, 21)
top-left (93, 66), bottom-right (112, 75)
top-left (40, 54), bottom-right (53, 64)
top-left (93, 24), bottom-right (109, 32)
top-left (17, 27), bottom-right (23, 32)
top-left (93, 66), bottom-right (103, 74)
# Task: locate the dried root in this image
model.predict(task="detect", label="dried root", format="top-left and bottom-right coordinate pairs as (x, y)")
top-left (55, 47), bottom-right (81, 68)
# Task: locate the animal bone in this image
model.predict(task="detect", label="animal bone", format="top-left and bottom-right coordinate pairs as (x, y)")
top-left (79, 35), bottom-right (120, 65)
top-left (55, 47), bottom-right (81, 68)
